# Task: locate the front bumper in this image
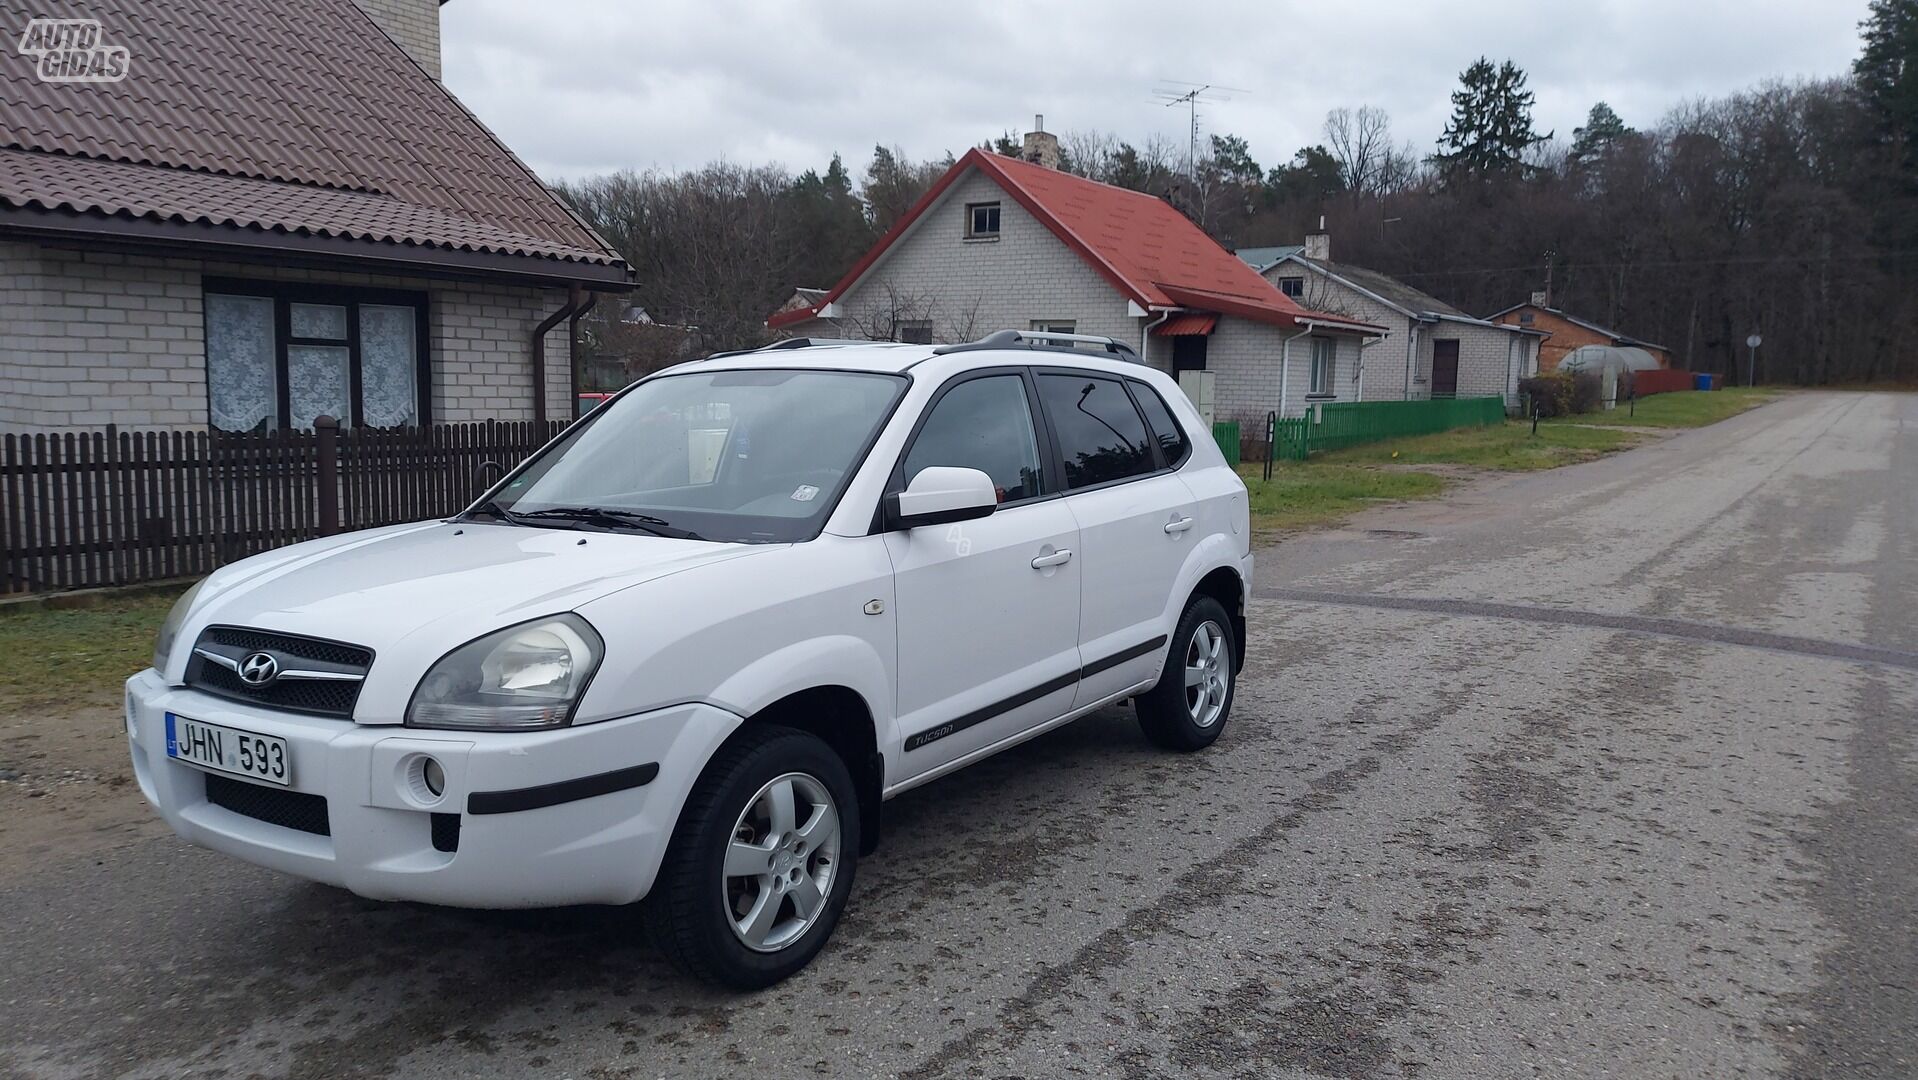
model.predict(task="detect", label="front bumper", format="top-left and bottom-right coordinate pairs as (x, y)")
top-left (124, 669), bottom-right (741, 908)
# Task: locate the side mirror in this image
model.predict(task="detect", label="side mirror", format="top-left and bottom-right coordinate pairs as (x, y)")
top-left (886, 466), bottom-right (998, 530)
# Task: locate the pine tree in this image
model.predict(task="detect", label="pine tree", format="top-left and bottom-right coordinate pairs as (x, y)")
top-left (1856, 0), bottom-right (1918, 169)
top-left (1569, 102), bottom-right (1634, 165)
top-left (1433, 57), bottom-right (1551, 179)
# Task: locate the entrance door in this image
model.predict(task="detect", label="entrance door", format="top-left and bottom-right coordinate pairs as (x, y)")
top-left (1431, 339), bottom-right (1460, 397)
top-left (1172, 335), bottom-right (1208, 372)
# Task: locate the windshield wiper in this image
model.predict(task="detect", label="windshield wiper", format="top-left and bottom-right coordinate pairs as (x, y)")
top-left (511, 506), bottom-right (706, 540)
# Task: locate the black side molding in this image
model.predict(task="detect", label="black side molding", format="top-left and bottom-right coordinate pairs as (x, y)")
top-left (1079, 635), bottom-right (1167, 679)
top-left (466, 762), bottom-right (659, 815)
top-left (903, 672), bottom-right (1077, 752)
top-left (904, 635), bottom-right (1169, 752)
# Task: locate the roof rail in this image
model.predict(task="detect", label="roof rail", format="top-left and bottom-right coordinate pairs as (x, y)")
top-left (701, 336), bottom-right (876, 361)
top-left (932, 329), bottom-right (1140, 360)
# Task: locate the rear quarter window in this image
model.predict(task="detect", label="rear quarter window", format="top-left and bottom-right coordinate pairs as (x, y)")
top-left (1129, 381), bottom-right (1191, 468)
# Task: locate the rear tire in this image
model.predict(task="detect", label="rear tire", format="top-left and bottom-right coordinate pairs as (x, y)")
top-left (647, 725), bottom-right (859, 990)
top-left (1135, 595), bottom-right (1236, 752)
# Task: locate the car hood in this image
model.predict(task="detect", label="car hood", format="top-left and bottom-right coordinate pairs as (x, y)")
top-left (179, 520), bottom-right (776, 720)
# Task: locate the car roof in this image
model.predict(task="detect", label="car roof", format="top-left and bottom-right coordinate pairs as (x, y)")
top-left (680, 340), bottom-right (1156, 378)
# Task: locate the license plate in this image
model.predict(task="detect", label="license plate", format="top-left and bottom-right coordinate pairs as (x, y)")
top-left (165, 713), bottom-right (290, 786)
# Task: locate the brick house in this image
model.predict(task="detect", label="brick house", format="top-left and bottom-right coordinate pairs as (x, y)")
top-left (1487, 299), bottom-right (1673, 376)
top-left (1247, 235), bottom-right (1546, 411)
top-left (0, 0), bottom-right (631, 434)
top-left (767, 136), bottom-right (1384, 423)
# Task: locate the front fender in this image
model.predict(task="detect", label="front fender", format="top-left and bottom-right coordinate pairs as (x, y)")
top-left (705, 633), bottom-right (895, 743)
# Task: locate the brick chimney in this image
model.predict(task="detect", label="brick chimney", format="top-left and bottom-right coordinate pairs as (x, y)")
top-left (1022, 114), bottom-right (1062, 170)
top-left (354, 0), bottom-right (443, 79)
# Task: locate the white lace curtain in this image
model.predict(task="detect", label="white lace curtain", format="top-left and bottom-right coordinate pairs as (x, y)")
top-left (206, 294), bottom-right (420, 431)
top-left (205, 293), bottom-right (277, 432)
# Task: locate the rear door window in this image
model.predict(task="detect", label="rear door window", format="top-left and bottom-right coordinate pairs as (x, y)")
top-left (1035, 373), bottom-right (1155, 489)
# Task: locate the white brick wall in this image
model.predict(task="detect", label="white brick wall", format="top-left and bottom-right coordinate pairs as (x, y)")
top-left (1265, 258), bottom-right (1531, 409)
top-left (351, 0), bottom-right (441, 78)
top-left (819, 172), bottom-right (1153, 357)
top-left (0, 240), bottom-right (573, 433)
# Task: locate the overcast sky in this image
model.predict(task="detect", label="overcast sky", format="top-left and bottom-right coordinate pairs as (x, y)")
top-left (443, 0), bottom-right (1874, 183)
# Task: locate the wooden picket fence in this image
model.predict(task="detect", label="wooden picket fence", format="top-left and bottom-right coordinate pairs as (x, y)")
top-left (1, 418), bottom-right (566, 594)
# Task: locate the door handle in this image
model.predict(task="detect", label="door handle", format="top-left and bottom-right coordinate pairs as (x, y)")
top-left (1164, 515), bottom-right (1195, 534)
top-left (1031, 549), bottom-right (1073, 569)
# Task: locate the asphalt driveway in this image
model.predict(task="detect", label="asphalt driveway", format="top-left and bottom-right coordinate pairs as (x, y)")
top-left (1, 391), bottom-right (1911, 1080)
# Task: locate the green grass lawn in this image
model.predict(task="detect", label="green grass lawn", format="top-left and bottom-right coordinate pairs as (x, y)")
top-left (1239, 462), bottom-right (1448, 531)
top-left (1317, 421), bottom-right (1642, 471)
top-left (1551, 387), bottom-right (1777, 429)
top-left (0, 592), bottom-right (177, 714)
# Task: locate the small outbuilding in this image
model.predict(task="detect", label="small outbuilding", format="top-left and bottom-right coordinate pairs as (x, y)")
top-left (1557, 345), bottom-right (1662, 407)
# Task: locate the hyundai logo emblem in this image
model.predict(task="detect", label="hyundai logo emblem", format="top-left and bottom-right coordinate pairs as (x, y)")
top-left (236, 651), bottom-right (280, 687)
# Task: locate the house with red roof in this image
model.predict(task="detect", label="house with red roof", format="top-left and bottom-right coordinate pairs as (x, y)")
top-left (768, 133), bottom-right (1386, 422)
top-left (0, 0), bottom-right (631, 433)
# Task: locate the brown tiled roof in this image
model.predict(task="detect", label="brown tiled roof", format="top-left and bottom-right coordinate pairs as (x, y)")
top-left (0, 0), bottom-right (626, 275)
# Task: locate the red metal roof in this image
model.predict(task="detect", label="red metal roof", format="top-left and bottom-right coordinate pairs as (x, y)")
top-left (1153, 313), bottom-right (1218, 336)
top-left (770, 149), bottom-right (1379, 332)
top-left (0, 0), bottom-right (626, 276)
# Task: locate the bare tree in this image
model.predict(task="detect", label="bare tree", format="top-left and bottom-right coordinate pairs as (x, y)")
top-left (836, 283), bottom-right (940, 343)
top-left (1324, 106), bottom-right (1394, 199)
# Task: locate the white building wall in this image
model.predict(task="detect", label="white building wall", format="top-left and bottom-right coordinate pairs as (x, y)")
top-left (1263, 257), bottom-right (1531, 409)
top-left (819, 171), bottom-right (1153, 359)
top-left (1418, 322), bottom-right (1527, 409)
top-left (1263, 259), bottom-right (1414, 403)
top-left (0, 240), bottom-right (573, 433)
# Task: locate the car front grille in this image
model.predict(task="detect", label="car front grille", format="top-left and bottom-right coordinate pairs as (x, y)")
top-left (184, 626), bottom-right (373, 718)
top-left (204, 772), bottom-right (331, 836)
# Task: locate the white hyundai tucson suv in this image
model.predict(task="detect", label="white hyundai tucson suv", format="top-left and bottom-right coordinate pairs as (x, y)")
top-left (128, 330), bottom-right (1251, 988)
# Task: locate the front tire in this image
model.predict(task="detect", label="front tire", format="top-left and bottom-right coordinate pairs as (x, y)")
top-left (1135, 595), bottom-right (1237, 752)
top-left (648, 725), bottom-right (859, 990)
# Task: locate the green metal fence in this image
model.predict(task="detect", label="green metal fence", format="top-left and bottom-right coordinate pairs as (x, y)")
top-left (1211, 421), bottom-right (1241, 467)
top-left (1270, 396), bottom-right (1505, 461)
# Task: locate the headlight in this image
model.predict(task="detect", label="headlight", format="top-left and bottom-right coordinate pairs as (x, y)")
top-left (153, 578), bottom-right (207, 671)
top-left (406, 614), bottom-right (603, 730)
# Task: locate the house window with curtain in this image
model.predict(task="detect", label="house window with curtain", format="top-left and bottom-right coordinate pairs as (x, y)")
top-left (1308, 336), bottom-right (1336, 396)
top-left (203, 278), bottom-right (429, 432)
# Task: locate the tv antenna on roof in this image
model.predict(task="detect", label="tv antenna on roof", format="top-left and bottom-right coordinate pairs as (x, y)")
top-left (1152, 79), bottom-right (1249, 177)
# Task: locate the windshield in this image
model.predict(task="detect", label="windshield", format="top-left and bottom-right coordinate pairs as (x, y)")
top-left (476, 368), bottom-right (906, 543)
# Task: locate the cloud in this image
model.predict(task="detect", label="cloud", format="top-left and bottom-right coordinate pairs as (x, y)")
top-left (442, 0), bottom-right (1872, 181)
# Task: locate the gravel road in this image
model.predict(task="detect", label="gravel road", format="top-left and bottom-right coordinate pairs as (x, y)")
top-left (2, 390), bottom-right (1910, 1080)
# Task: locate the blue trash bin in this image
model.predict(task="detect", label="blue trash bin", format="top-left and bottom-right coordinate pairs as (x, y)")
top-left (1693, 373), bottom-right (1714, 391)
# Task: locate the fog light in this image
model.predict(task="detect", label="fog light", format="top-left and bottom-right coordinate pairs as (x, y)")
top-left (422, 757), bottom-right (446, 799)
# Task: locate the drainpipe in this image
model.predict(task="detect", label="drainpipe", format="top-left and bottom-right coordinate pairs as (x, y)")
top-left (568, 286), bottom-right (597, 419)
top-left (1402, 320), bottom-right (1418, 400)
top-left (1141, 309), bottom-right (1172, 367)
top-left (531, 287), bottom-right (582, 423)
top-left (1278, 325), bottom-right (1311, 418)
top-left (1503, 334), bottom-right (1516, 411)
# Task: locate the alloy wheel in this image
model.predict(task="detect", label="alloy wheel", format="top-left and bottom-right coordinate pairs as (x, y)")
top-left (1184, 620), bottom-right (1229, 728)
top-left (722, 772), bottom-right (841, 953)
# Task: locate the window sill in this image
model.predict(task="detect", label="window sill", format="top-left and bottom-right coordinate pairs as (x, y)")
top-left (962, 235), bottom-right (1001, 244)
top-left (1304, 393), bottom-right (1336, 401)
